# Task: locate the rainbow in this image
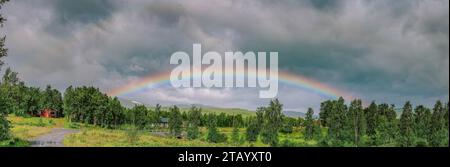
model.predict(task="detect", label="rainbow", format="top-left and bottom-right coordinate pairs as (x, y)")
top-left (107, 68), bottom-right (354, 100)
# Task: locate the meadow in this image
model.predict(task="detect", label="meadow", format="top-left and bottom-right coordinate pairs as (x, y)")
top-left (63, 126), bottom-right (318, 147)
top-left (0, 115), bottom-right (65, 147)
top-left (2, 115), bottom-right (318, 147)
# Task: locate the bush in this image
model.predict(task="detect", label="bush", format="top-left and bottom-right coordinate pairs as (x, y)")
top-left (280, 139), bottom-right (297, 147)
top-left (207, 128), bottom-right (227, 143)
top-left (280, 124), bottom-right (293, 134)
top-left (0, 138), bottom-right (29, 147)
top-left (245, 122), bottom-right (259, 143)
top-left (187, 126), bottom-right (200, 140)
top-left (126, 126), bottom-right (140, 145)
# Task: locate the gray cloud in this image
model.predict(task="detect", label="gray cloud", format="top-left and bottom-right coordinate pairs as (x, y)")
top-left (2, 0), bottom-right (448, 112)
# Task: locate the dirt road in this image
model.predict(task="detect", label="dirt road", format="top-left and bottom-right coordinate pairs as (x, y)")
top-left (30, 128), bottom-right (80, 147)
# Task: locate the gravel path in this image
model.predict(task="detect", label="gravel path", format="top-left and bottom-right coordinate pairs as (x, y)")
top-left (30, 128), bottom-right (80, 147)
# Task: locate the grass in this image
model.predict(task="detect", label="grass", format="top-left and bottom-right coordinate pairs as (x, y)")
top-left (63, 126), bottom-right (320, 147)
top-left (8, 115), bottom-right (65, 128)
top-left (64, 127), bottom-right (233, 147)
top-left (10, 125), bottom-right (53, 140)
top-left (5, 115), bottom-right (320, 147)
top-left (278, 128), bottom-right (319, 147)
top-left (3, 115), bottom-right (66, 146)
top-left (63, 126), bottom-right (256, 147)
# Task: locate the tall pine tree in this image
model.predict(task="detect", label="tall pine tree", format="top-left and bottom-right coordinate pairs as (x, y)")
top-left (245, 117), bottom-right (259, 143)
top-left (429, 101), bottom-right (447, 146)
top-left (414, 105), bottom-right (431, 144)
top-left (399, 101), bottom-right (415, 146)
top-left (303, 108), bottom-right (315, 140)
top-left (187, 106), bottom-right (201, 140)
top-left (365, 101), bottom-right (378, 141)
top-left (168, 105), bottom-right (183, 137)
top-left (261, 99), bottom-right (283, 146)
top-left (349, 99), bottom-right (366, 146)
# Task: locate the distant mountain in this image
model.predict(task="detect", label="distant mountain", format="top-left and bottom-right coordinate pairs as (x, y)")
top-left (118, 98), bottom-right (145, 108)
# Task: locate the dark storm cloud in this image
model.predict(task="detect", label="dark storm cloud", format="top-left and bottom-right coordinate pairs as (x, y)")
top-left (41, 0), bottom-right (117, 37)
top-left (173, 0), bottom-right (448, 101)
top-left (2, 0), bottom-right (448, 111)
top-left (52, 0), bottom-right (116, 24)
top-left (308, 0), bottom-right (341, 10)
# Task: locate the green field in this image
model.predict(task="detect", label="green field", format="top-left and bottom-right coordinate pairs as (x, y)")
top-left (1, 116), bottom-right (65, 147)
top-left (62, 126), bottom-right (319, 147)
top-left (2, 115), bottom-right (318, 147)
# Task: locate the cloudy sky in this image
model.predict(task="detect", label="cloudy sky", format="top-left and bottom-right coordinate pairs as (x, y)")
top-left (1, 0), bottom-right (448, 112)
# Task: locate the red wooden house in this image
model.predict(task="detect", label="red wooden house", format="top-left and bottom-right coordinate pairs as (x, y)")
top-left (39, 108), bottom-right (57, 118)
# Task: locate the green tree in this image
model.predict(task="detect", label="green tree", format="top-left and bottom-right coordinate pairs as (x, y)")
top-left (445, 102), bottom-right (449, 146)
top-left (280, 116), bottom-right (295, 134)
top-left (445, 102), bottom-right (449, 130)
top-left (187, 106), bottom-right (201, 140)
top-left (244, 107), bottom-right (265, 144)
top-left (398, 101), bottom-right (415, 146)
top-left (62, 86), bottom-right (126, 128)
top-left (326, 97), bottom-right (351, 146)
top-left (303, 108), bottom-right (315, 140)
top-left (348, 99), bottom-right (366, 146)
top-left (40, 85), bottom-right (63, 117)
top-left (8, 82), bottom-right (29, 116)
top-left (63, 86), bottom-right (74, 121)
top-left (0, 68), bottom-right (22, 116)
top-left (261, 99), bottom-right (283, 146)
top-left (231, 117), bottom-right (241, 145)
top-left (206, 113), bottom-right (227, 143)
top-left (22, 87), bottom-right (42, 116)
top-left (319, 100), bottom-right (332, 126)
top-left (0, 93), bottom-right (9, 140)
top-left (91, 89), bottom-right (108, 126)
top-left (153, 104), bottom-right (162, 123)
top-left (234, 114), bottom-right (243, 127)
top-left (374, 104), bottom-right (398, 146)
top-left (216, 112), bottom-right (227, 127)
top-left (129, 105), bottom-right (150, 129)
top-left (168, 105), bottom-right (182, 137)
top-left (105, 97), bottom-right (124, 128)
top-left (1, 67), bottom-right (18, 85)
top-left (372, 116), bottom-right (396, 146)
top-left (429, 101), bottom-right (447, 147)
top-left (365, 101), bottom-right (378, 140)
top-left (414, 105), bottom-right (431, 145)
top-left (255, 107), bottom-right (264, 131)
top-left (245, 118), bottom-right (259, 143)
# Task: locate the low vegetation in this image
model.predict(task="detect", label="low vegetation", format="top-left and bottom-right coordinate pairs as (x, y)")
top-left (0, 115), bottom-right (64, 147)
